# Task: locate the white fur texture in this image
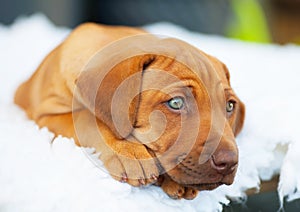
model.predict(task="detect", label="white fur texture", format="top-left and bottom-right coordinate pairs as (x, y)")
top-left (0, 14), bottom-right (299, 211)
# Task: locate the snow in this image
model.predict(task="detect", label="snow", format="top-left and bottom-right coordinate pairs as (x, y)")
top-left (1, 13), bottom-right (300, 211)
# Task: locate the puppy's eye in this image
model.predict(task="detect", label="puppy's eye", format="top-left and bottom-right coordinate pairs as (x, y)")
top-left (167, 97), bottom-right (185, 110)
top-left (226, 101), bottom-right (235, 113)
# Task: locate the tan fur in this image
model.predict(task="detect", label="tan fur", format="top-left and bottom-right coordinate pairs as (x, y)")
top-left (14, 23), bottom-right (245, 199)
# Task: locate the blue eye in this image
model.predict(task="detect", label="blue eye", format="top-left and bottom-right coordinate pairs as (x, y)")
top-left (167, 97), bottom-right (185, 110)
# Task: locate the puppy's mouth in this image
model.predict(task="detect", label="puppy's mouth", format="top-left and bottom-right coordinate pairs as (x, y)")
top-left (183, 182), bottom-right (224, 191)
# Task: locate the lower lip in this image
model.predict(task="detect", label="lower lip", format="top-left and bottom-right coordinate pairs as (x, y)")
top-left (185, 182), bottom-right (223, 191)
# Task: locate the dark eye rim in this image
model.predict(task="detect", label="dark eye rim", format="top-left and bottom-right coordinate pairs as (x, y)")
top-left (226, 100), bottom-right (236, 113)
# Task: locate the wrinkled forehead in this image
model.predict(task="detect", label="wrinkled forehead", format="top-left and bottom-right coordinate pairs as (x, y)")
top-left (159, 39), bottom-right (217, 79)
top-left (143, 38), bottom-right (226, 102)
top-left (144, 38), bottom-right (226, 96)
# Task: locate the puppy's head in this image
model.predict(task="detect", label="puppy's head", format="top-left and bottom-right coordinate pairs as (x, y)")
top-left (76, 37), bottom-right (245, 191)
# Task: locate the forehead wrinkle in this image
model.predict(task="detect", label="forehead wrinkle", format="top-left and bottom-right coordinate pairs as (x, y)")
top-left (148, 80), bottom-right (194, 98)
top-left (224, 87), bottom-right (233, 91)
top-left (188, 59), bottom-right (222, 94)
top-left (141, 52), bottom-right (225, 103)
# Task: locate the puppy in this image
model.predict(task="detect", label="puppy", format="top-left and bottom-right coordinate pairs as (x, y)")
top-left (14, 23), bottom-right (245, 200)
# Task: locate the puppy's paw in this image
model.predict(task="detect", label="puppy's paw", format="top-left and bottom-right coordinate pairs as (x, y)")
top-left (183, 187), bottom-right (198, 200)
top-left (161, 175), bottom-right (185, 199)
top-left (100, 142), bottom-right (159, 187)
top-left (160, 175), bottom-right (198, 200)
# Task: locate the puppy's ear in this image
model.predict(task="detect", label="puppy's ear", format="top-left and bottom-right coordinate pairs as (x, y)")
top-left (220, 63), bottom-right (246, 136)
top-left (223, 64), bottom-right (246, 136)
top-left (210, 57), bottom-right (245, 136)
top-left (232, 100), bottom-right (245, 136)
top-left (75, 54), bottom-right (155, 139)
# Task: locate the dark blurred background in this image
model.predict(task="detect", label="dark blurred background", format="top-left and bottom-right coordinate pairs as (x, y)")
top-left (1, 0), bottom-right (300, 44)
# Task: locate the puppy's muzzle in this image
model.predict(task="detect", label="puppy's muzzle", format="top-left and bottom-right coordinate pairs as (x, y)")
top-left (170, 137), bottom-right (238, 190)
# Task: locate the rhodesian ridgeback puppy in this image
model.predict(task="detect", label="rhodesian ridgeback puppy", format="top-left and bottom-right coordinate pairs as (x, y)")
top-left (15, 23), bottom-right (245, 200)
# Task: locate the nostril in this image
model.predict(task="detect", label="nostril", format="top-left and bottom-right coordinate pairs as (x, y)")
top-left (211, 156), bottom-right (228, 170)
top-left (210, 151), bottom-right (238, 174)
top-left (218, 163), bottom-right (227, 169)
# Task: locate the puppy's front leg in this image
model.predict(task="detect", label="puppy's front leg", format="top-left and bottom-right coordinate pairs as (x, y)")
top-left (37, 109), bottom-right (159, 186)
top-left (72, 110), bottom-right (159, 187)
top-left (99, 141), bottom-right (159, 186)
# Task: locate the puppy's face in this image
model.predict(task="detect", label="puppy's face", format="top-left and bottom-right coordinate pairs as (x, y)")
top-left (131, 55), bottom-right (245, 190)
top-left (76, 37), bottom-right (245, 191)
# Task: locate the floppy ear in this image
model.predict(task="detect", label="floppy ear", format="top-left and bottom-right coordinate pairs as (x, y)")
top-left (232, 100), bottom-right (245, 136)
top-left (220, 63), bottom-right (246, 136)
top-left (209, 57), bottom-right (245, 136)
top-left (75, 54), bottom-right (156, 139)
top-left (222, 64), bottom-right (246, 136)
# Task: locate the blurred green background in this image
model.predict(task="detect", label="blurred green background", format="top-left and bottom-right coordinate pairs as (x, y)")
top-left (0, 0), bottom-right (300, 44)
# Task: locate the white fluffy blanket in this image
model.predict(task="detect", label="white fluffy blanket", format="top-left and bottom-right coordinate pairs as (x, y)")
top-left (1, 14), bottom-right (299, 211)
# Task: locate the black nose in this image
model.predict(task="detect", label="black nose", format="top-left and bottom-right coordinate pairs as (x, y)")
top-left (210, 150), bottom-right (238, 175)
